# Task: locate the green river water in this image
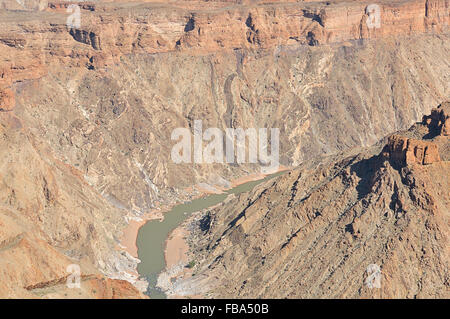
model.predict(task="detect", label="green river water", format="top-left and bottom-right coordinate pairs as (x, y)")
top-left (136, 171), bottom-right (285, 298)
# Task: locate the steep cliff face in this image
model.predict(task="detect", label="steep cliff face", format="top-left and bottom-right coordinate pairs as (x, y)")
top-left (384, 135), bottom-right (441, 165)
top-left (5, 29), bottom-right (449, 212)
top-left (178, 103), bottom-right (449, 298)
top-left (1, 0), bottom-right (449, 92)
top-left (0, 0), bottom-right (449, 298)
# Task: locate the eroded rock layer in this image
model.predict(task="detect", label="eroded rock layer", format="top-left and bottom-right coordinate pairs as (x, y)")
top-left (0, 0), bottom-right (449, 298)
top-left (179, 103), bottom-right (449, 298)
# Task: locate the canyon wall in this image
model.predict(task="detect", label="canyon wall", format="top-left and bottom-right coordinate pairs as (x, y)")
top-left (0, 0), bottom-right (448, 297)
top-left (1, 0), bottom-right (449, 88)
top-left (176, 103), bottom-right (449, 298)
top-left (1, 0), bottom-right (448, 210)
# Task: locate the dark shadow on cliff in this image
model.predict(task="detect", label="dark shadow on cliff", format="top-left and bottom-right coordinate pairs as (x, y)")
top-left (350, 153), bottom-right (384, 200)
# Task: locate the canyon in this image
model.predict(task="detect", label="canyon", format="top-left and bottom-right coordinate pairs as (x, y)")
top-left (174, 102), bottom-right (449, 298)
top-left (0, 0), bottom-right (448, 298)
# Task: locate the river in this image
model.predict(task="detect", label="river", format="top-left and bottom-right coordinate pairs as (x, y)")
top-left (136, 171), bottom-right (285, 298)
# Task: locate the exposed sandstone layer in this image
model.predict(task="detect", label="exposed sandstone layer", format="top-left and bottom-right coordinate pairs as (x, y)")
top-left (176, 104), bottom-right (449, 298)
top-left (0, 0), bottom-right (448, 91)
top-left (384, 135), bottom-right (441, 165)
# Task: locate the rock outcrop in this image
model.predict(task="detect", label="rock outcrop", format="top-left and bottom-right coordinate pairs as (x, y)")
top-left (383, 135), bottom-right (441, 166)
top-left (177, 104), bottom-right (449, 298)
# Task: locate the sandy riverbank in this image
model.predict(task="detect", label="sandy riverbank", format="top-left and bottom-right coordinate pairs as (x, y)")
top-left (120, 166), bottom-right (290, 289)
top-left (119, 210), bottom-right (165, 258)
top-left (163, 197), bottom-right (228, 270)
top-left (165, 226), bottom-right (190, 269)
top-left (161, 166), bottom-right (290, 296)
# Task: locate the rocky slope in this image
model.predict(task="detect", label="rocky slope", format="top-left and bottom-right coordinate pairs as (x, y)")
top-left (0, 111), bottom-right (147, 298)
top-left (0, 0), bottom-right (449, 298)
top-left (176, 103), bottom-right (449, 298)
